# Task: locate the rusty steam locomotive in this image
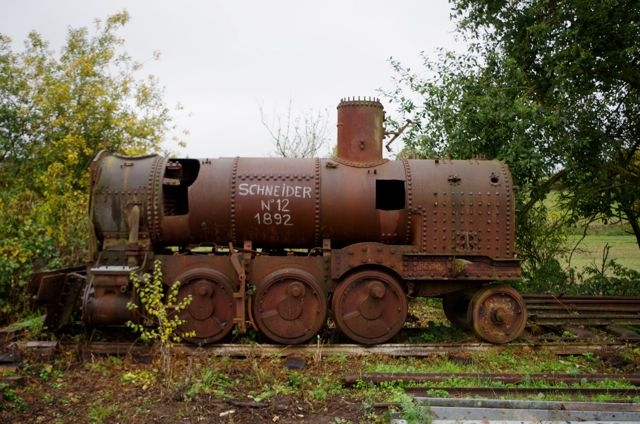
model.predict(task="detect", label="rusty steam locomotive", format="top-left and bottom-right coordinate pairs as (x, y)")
top-left (30, 98), bottom-right (527, 345)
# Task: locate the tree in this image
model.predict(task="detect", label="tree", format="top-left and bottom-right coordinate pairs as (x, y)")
top-left (0, 11), bottom-right (181, 320)
top-left (455, 0), bottom-right (640, 247)
top-left (383, 0), bottom-right (640, 259)
top-left (260, 99), bottom-right (330, 158)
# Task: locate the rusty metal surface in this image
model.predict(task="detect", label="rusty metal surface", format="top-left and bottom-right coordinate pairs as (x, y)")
top-left (90, 152), bottom-right (166, 251)
top-left (332, 270), bottom-right (408, 344)
top-left (469, 285), bottom-right (527, 344)
top-left (442, 289), bottom-right (475, 329)
top-left (330, 243), bottom-right (407, 280)
top-left (174, 267), bottom-right (236, 345)
top-left (171, 156), bottom-right (412, 248)
top-left (161, 254), bottom-right (239, 344)
top-left (42, 98), bottom-right (528, 345)
top-left (408, 158), bottom-right (516, 259)
top-left (402, 254), bottom-right (521, 280)
top-left (336, 98), bottom-right (385, 166)
top-left (252, 268), bottom-right (327, 344)
top-left (82, 267), bottom-right (137, 327)
top-left (249, 256), bottom-right (329, 344)
top-left (345, 372), bottom-right (640, 386)
top-left (27, 267), bottom-right (86, 330)
top-left (231, 157), bottom-right (320, 247)
top-left (88, 105), bottom-right (518, 259)
top-left (321, 159), bottom-right (409, 247)
top-left (525, 295), bottom-right (640, 326)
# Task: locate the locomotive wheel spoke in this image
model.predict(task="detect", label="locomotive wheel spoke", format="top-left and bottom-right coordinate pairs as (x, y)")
top-left (176, 269), bottom-right (236, 345)
top-left (252, 269), bottom-right (327, 345)
top-left (468, 285), bottom-right (527, 344)
top-left (332, 270), bottom-right (407, 345)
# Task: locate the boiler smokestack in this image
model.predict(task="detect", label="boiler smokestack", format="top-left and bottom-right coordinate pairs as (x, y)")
top-left (336, 97), bottom-right (385, 166)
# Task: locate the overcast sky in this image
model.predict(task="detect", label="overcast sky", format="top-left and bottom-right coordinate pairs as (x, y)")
top-left (1, 1), bottom-right (462, 158)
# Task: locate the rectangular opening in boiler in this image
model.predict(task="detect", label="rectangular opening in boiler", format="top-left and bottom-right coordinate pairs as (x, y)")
top-left (376, 179), bottom-right (406, 210)
top-left (162, 159), bottom-right (200, 216)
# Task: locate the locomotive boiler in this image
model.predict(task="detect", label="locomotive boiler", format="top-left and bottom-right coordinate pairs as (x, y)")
top-left (33, 98), bottom-right (527, 345)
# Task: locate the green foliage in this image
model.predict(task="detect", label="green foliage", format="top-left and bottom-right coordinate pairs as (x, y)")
top-left (0, 383), bottom-right (28, 412)
top-left (126, 260), bottom-right (194, 385)
top-left (383, 0), bottom-right (640, 268)
top-left (126, 261), bottom-right (193, 346)
top-left (394, 392), bottom-right (431, 424)
top-left (516, 204), bottom-right (571, 293)
top-left (416, 321), bottom-right (467, 343)
top-left (177, 368), bottom-right (234, 401)
top-left (574, 245), bottom-right (640, 296)
top-left (121, 370), bottom-right (157, 391)
top-left (0, 12), bottom-right (182, 323)
top-left (87, 401), bottom-right (119, 424)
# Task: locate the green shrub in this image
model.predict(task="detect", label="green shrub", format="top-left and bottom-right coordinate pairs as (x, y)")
top-left (126, 260), bottom-right (194, 387)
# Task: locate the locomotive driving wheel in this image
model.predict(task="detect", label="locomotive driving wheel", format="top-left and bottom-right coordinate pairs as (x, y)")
top-left (176, 268), bottom-right (236, 345)
top-left (467, 284), bottom-right (527, 344)
top-left (252, 269), bottom-right (327, 344)
top-left (332, 270), bottom-right (407, 345)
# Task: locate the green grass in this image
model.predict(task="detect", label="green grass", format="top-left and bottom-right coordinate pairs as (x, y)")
top-left (543, 190), bottom-right (639, 273)
top-left (565, 234), bottom-right (639, 272)
top-left (356, 348), bottom-right (640, 404)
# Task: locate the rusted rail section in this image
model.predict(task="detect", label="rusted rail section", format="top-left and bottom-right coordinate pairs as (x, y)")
top-left (361, 372), bottom-right (640, 420)
top-left (405, 386), bottom-right (640, 398)
top-left (383, 397), bottom-right (640, 422)
top-left (7, 339), bottom-right (632, 359)
top-left (344, 372), bottom-right (640, 386)
top-left (524, 295), bottom-right (640, 326)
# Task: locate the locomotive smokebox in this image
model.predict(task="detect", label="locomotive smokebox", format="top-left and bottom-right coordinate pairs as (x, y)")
top-left (336, 98), bottom-right (384, 166)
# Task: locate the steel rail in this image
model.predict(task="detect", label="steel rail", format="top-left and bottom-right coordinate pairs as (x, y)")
top-left (405, 386), bottom-right (640, 398)
top-left (344, 372), bottom-right (640, 386)
top-left (381, 397), bottom-right (640, 423)
top-left (524, 294), bottom-right (640, 327)
top-left (28, 339), bottom-right (631, 358)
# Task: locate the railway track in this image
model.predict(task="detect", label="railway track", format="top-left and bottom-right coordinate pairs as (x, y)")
top-left (523, 294), bottom-right (640, 344)
top-left (2, 294), bottom-right (639, 424)
top-left (384, 397), bottom-right (640, 423)
top-left (353, 372), bottom-right (640, 400)
top-left (524, 294), bottom-right (640, 327)
top-left (359, 372), bottom-right (640, 422)
top-left (2, 294), bottom-right (639, 359)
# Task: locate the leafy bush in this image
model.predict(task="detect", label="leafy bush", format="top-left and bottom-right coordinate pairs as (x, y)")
top-left (0, 188), bottom-right (86, 322)
top-left (576, 246), bottom-right (640, 296)
top-left (524, 243), bottom-right (640, 296)
top-left (126, 260), bottom-right (194, 387)
top-left (521, 258), bottom-right (569, 295)
top-left (517, 204), bottom-right (571, 294)
top-left (0, 11), bottom-right (179, 324)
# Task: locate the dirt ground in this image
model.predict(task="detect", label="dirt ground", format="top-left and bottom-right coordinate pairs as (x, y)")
top-left (0, 298), bottom-right (453, 423)
top-left (3, 300), bottom-right (639, 423)
top-left (0, 342), bottom-right (384, 424)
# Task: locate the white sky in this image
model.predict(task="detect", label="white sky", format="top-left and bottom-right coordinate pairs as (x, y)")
top-left (1, 0), bottom-right (462, 158)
